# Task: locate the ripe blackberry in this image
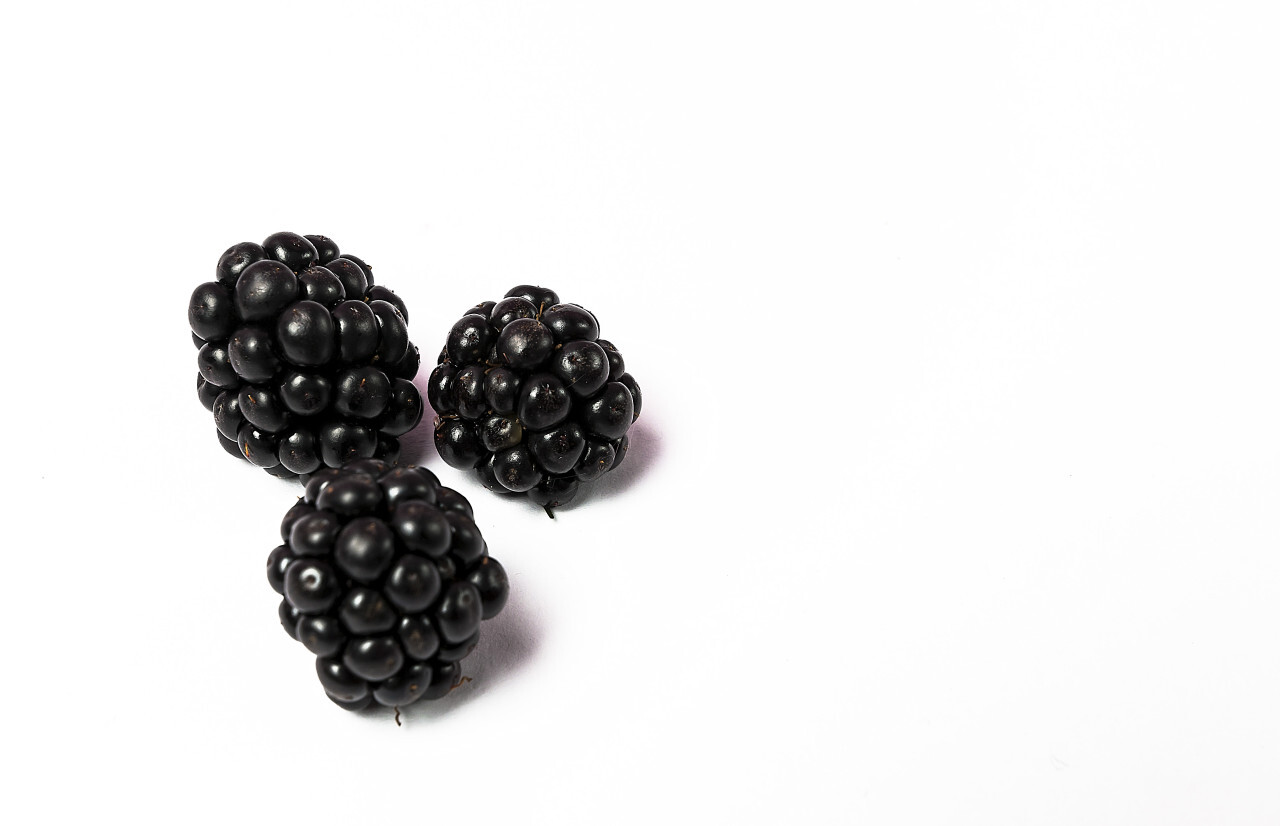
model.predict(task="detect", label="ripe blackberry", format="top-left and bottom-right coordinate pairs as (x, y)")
top-left (429, 286), bottom-right (641, 515)
top-left (190, 233), bottom-right (424, 477)
top-left (269, 460), bottom-right (509, 712)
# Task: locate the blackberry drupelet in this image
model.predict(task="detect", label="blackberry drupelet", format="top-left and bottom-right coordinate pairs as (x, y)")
top-left (269, 460), bottom-right (509, 712)
top-left (190, 233), bottom-right (424, 478)
top-left (429, 286), bottom-right (641, 515)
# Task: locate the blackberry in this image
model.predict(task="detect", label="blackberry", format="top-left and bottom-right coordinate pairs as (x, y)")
top-left (269, 461), bottom-right (509, 712)
top-left (429, 286), bottom-right (641, 515)
top-left (190, 233), bottom-right (424, 478)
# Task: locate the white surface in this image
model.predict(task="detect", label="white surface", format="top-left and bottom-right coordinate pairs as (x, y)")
top-left (2, 2), bottom-right (1278, 823)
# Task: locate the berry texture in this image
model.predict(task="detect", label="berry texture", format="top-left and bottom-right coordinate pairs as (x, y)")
top-left (269, 460), bottom-right (509, 711)
top-left (191, 234), bottom-right (423, 477)
top-left (429, 286), bottom-right (641, 515)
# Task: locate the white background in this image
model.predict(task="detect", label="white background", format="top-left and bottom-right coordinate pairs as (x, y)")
top-left (2, 2), bottom-right (1278, 823)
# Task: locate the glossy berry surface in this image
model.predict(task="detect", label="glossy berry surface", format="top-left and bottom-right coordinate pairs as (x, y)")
top-left (429, 285), bottom-right (641, 515)
top-left (269, 461), bottom-right (508, 711)
top-left (190, 234), bottom-right (424, 478)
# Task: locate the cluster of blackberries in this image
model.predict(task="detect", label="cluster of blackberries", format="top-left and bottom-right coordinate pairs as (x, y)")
top-left (190, 233), bottom-right (424, 478)
top-left (270, 460), bottom-right (509, 710)
top-left (188, 238), bottom-right (647, 713)
top-left (428, 285), bottom-right (642, 515)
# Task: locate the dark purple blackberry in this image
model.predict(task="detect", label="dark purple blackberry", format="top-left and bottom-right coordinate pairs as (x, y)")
top-left (429, 286), bottom-right (641, 516)
top-left (190, 234), bottom-right (425, 478)
top-left (270, 461), bottom-right (508, 712)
